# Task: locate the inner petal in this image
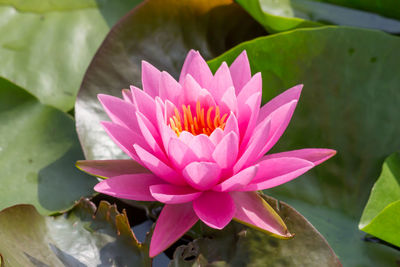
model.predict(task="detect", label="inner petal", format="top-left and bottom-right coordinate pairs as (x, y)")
top-left (168, 100), bottom-right (228, 136)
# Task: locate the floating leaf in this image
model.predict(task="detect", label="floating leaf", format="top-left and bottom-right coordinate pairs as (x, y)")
top-left (0, 78), bottom-right (96, 215)
top-left (237, 0), bottom-right (400, 33)
top-left (0, 198), bottom-right (151, 266)
top-left (0, 0), bottom-right (142, 111)
top-left (208, 26), bottom-right (400, 265)
top-left (170, 194), bottom-right (341, 266)
top-left (359, 152), bottom-right (400, 247)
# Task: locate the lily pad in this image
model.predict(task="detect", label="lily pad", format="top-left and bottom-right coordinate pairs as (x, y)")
top-left (236, 0), bottom-right (400, 33)
top-left (359, 152), bottom-right (400, 247)
top-left (0, 0), bottom-right (141, 111)
top-left (208, 26), bottom-right (400, 265)
top-left (75, 0), bottom-right (266, 160)
top-left (0, 78), bottom-right (96, 215)
top-left (170, 194), bottom-right (341, 266)
top-left (0, 198), bottom-right (151, 266)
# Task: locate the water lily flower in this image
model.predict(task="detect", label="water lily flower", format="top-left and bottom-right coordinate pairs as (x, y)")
top-left (77, 50), bottom-right (336, 257)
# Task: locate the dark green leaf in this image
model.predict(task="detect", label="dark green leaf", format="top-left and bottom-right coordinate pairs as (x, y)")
top-left (208, 26), bottom-right (400, 266)
top-left (359, 152), bottom-right (400, 247)
top-left (0, 0), bottom-right (141, 111)
top-left (75, 0), bottom-right (266, 160)
top-left (0, 78), bottom-right (96, 215)
top-left (170, 194), bottom-right (340, 266)
top-left (0, 198), bottom-right (151, 266)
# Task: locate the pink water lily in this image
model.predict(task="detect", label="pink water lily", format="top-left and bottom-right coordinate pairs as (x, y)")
top-left (77, 50), bottom-right (335, 257)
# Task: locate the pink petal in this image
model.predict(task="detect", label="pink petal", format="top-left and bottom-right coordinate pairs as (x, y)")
top-left (159, 71), bottom-right (182, 104)
top-left (229, 50), bottom-right (251, 94)
top-left (131, 86), bottom-right (157, 126)
top-left (213, 165), bottom-right (258, 192)
top-left (237, 74), bottom-right (262, 147)
top-left (223, 112), bottom-right (239, 137)
top-left (257, 84), bottom-right (303, 124)
top-left (149, 184), bottom-right (202, 204)
top-left (142, 61), bottom-right (161, 98)
top-left (212, 132), bottom-right (239, 169)
top-left (241, 156), bottom-right (313, 191)
top-left (182, 162), bottom-right (221, 191)
top-left (150, 203), bottom-right (198, 257)
top-left (264, 148), bottom-right (337, 165)
top-left (209, 128), bottom-right (224, 145)
top-left (210, 62), bottom-right (233, 103)
top-left (219, 86), bottom-right (238, 115)
top-left (133, 144), bottom-right (186, 185)
top-left (179, 50), bottom-right (212, 89)
top-left (101, 121), bottom-right (148, 161)
top-left (188, 134), bottom-right (215, 161)
top-left (122, 89), bottom-right (133, 104)
top-left (76, 159), bottom-right (149, 179)
top-left (168, 138), bottom-right (198, 169)
top-left (193, 191), bottom-right (235, 229)
top-left (178, 131), bottom-right (195, 145)
top-left (182, 74), bottom-right (203, 105)
top-left (136, 112), bottom-right (167, 162)
top-left (94, 174), bottom-right (164, 201)
top-left (98, 94), bottom-right (139, 132)
top-left (156, 99), bottom-right (176, 151)
top-left (234, 117), bottom-right (271, 173)
top-left (237, 92), bottom-right (261, 147)
top-left (231, 191), bottom-right (292, 238)
top-left (256, 100), bottom-right (298, 159)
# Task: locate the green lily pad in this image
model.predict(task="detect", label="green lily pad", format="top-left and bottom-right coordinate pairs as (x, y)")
top-left (0, 0), bottom-right (141, 111)
top-left (0, 198), bottom-right (151, 266)
top-left (170, 194), bottom-right (341, 266)
top-left (0, 78), bottom-right (96, 215)
top-left (75, 0), bottom-right (265, 160)
top-left (208, 26), bottom-right (400, 265)
top-left (359, 152), bottom-right (400, 247)
top-left (236, 0), bottom-right (400, 33)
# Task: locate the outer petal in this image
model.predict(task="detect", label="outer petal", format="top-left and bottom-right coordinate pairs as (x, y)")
top-left (134, 144), bottom-right (186, 185)
top-left (159, 71), bottom-right (182, 104)
top-left (229, 50), bottom-right (251, 94)
top-left (142, 61), bottom-right (161, 98)
top-left (94, 174), bottom-right (164, 201)
top-left (231, 191), bottom-right (292, 238)
top-left (101, 121), bottom-right (149, 161)
top-left (182, 162), bottom-right (221, 191)
top-left (241, 157), bottom-right (314, 191)
top-left (131, 86), bottom-right (157, 126)
top-left (179, 50), bottom-right (212, 88)
top-left (150, 203), bottom-right (198, 257)
top-left (212, 131), bottom-right (239, 169)
top-left (122, 89), bottom-right (133, 104)
top-left (237, 92), bottom-right (261, 146)
top-left (149, 184), bottom-right (202, 204)
top-left (256, 100), bottom-right (298, 159)
top-left (193, 191), bottom-right (235, 229)
top-left (98, 94), bottom-right (139, 132)
top-left (257, 84), bottom-right (303, 124)
top-left (263, 148), bottom-right (337, 165)
top-left (212, 165), bottom-right (258, 192)
top-left (136, 112), bottom-right (167, 162)
top-left (76, 159), bottom-right (149, 179)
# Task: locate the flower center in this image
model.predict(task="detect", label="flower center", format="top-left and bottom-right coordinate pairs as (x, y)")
top-left (169, 100), bottom-right (228, 136)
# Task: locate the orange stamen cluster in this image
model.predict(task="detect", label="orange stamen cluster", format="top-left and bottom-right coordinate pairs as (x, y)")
top-left (169, 100), bottom-right (228, 136)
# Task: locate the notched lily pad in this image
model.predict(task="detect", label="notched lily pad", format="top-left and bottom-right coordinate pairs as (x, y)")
top-left (0, 198), bottom-right (151, 267)
top-left (170, 194), bottom-right (341, 266)
top-left (359, 152), bottom-right (400, 247)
